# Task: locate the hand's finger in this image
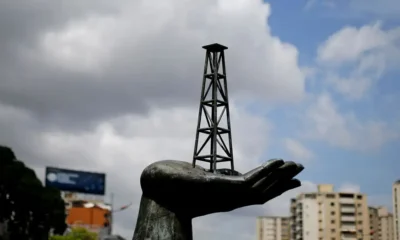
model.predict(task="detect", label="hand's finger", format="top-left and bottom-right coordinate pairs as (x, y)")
top-left (261, 164), bottom-right (303, 193)
top-left (253, 162), bottom-right (301, 191)
top-left (259, 179), bottom-right (301, 204)
top-left (243, 159), bottom-right (285, 185)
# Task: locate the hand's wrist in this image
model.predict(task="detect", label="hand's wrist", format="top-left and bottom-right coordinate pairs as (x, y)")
top-left (133, 195), bottom-right (193, 240)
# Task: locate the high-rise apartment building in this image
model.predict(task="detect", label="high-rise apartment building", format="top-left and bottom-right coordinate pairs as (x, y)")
top-left (370, 206), bottom-right (394, 240)
top-left (256, 216), bottom-right (290, 240)
top-left (370, 207), bottom-right (380, 240)
top-left (392, 181), bottom-right (400, 240)
top-left (290, 184), bottom-right (370, 240)
top-left (379, 207), bottom-right (394, 240)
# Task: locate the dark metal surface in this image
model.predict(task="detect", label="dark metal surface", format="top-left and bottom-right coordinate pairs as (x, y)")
top-left (214, 168), bottom-right (241, 176)
top-left (132, 159), bottom-right (304, 240)
top-left (192, 43), bottom-right (235, 173)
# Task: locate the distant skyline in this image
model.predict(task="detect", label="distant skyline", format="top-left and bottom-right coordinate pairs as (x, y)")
top-left (0, 0), bottom-right (399, 239)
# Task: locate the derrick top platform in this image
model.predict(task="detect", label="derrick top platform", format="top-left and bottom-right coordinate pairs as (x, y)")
top-left (202, 43), bottom-right (228, 52)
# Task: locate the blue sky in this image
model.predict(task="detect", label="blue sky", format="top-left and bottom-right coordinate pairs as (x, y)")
top-left (252, 0), bottom-right (400, 209)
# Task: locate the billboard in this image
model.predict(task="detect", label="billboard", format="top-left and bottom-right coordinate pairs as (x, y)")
top-left (45, 167), bottom-right (106, 195)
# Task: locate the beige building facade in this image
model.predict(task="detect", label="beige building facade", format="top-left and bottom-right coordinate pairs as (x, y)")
top-left (290, 184), bottom-right (370, 240)
top-left (256, 216), bottom-right (290, 240)
top-left (370, 206), bottom-right (394, 240)
top-left (393, 181), bottom-right (400, 240)
top-left (370, 207), bottom-right (380, 240)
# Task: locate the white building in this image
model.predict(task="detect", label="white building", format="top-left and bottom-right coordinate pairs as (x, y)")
top-left (369, 206), bottom-right (394, 240)
top-left (256, 216), bottom-right (290, 240)
top-left (290, 184), bottom-right (370, 240)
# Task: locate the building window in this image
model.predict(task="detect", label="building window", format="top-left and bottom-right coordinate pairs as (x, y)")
top-left (339, 193), bottom-right (354, 198)
top-left (331, 229), bottom-right (336, 233)
top-left (331, 211), bottom-right (335, 215)
top-left (357, 195), bottom-right (363, 199)
top-left (342, 212), bottom-right (355, 217)
top-left (331, 220), bottom-right (335, 224)
top-left (305, 194), bottom-right (317, 199)
top-left (331, 202), bottom-right (335, 206)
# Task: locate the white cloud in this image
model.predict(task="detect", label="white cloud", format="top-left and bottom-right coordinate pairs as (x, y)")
top-left (316, 22), bottom-right (400, 100)
top-left (12, 102), bottom-right (276, 240)
top-left (326, 75), bottom-right (373, 100)
top-left (25, 0), bottom-right (306, 105)
top-left (304, 93), bottom-right (398, 150)
top-left (338, 183), bottom-right (361, 193)
top-left (40, 16), bottom-right (117, 73)
top-left (317, 22), bottom-right (389, 64)
top-left (283, 138), bottom-right (314, 162)
top-left (0, 2), bottom-right (310, 238)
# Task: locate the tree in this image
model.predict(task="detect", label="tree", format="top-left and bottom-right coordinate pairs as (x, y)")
top-left (0, 146), bottom-right (67, 240)
top-left (49, 227), bottom-right (98, 240)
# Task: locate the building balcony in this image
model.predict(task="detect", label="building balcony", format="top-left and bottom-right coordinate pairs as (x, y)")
top-left (341, 237), bottom-right (357, 240)
top-left (341, 207), bottom-right (356, 213)
top-left (341, 232), bottom-right (357, 240)
top-left (341, 216), bottom-right (356, 222)
top-left (341, 226), bottom-right (357, 233)
top-left (339, 198), bottom-right (355, 204)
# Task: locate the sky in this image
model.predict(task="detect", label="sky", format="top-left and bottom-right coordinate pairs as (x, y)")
top-left (0, 0), bottom-right (399, 239)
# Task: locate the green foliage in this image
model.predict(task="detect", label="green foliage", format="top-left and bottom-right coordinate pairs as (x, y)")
top-left (0, 145), bottom-right (67, 240)
top-left (49, 227), bottom-right (98, 240)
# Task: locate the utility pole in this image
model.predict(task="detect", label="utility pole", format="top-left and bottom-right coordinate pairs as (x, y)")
top-left (110, 193), bottom-right (114, 235)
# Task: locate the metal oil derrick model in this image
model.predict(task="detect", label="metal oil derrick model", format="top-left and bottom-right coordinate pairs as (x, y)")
top-left (192, 43), bottom-right (238, 176)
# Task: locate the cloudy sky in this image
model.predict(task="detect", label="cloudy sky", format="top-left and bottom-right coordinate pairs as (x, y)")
top-left (1, 0), bottom-right (400, 239)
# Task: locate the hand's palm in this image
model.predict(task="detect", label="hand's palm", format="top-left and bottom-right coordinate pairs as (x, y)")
top-left (140, 159), bottom-right (303, 218)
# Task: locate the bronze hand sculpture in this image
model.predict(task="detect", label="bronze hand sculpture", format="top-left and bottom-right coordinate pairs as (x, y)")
top-left (132, 159), bottom-right (304, 240)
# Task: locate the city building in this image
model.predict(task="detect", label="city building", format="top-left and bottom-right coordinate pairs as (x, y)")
top-left (370, 206), bottom-right (394, 240)
top-left (256, 216), bottom-right (290, 240)
top-left (379, 207), bottom-right (394, 240)
top-left (369, 207), bottom-right (380, 240)
top-left (290, 184), bottom-right (371, 240)
top-left (393, 181), bottom-right (400, 240)
top-left (65, 200), bottom-right (112, 239)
